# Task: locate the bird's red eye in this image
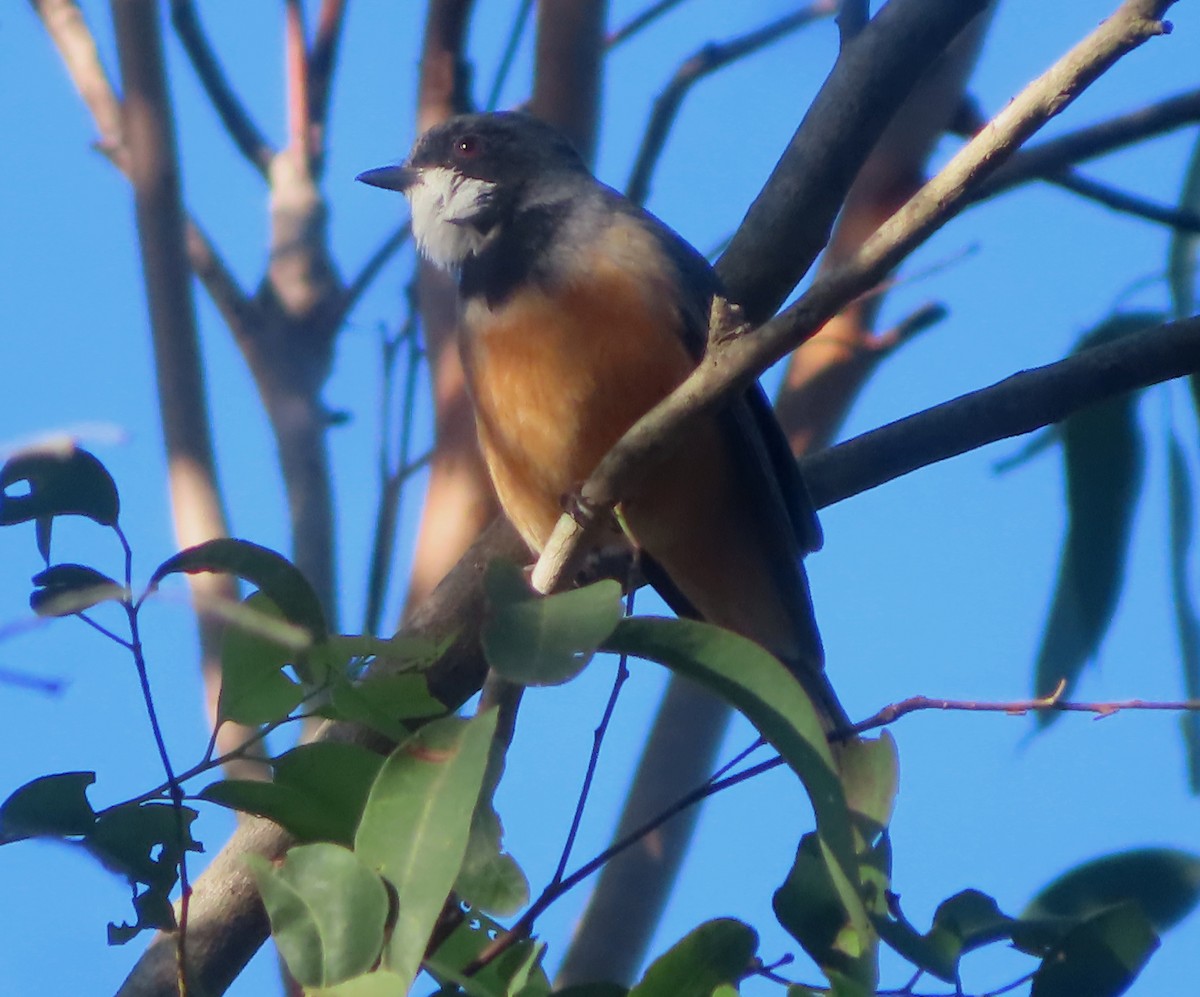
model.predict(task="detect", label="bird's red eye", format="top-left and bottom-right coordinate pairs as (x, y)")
top-left (455, 135), bottom-right (481, 158)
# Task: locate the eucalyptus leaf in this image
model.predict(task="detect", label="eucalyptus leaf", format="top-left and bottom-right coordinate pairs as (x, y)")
top-left (355, 711), bottom-right (498, 992)
top-left (629, 919), bottom-right (757, 997)
top-left (246, 843), bottom-right (389, 987)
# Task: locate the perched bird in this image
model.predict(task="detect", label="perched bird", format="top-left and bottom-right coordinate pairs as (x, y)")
top-left (358, 111), bottom-right (846, 731)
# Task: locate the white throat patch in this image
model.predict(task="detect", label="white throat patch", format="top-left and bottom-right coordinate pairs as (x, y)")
top-left (405, 166), bottom-right (499, 271)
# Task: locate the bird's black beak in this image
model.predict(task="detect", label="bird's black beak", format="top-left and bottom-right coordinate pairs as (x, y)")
top-left (355, 164), bottom-right (419, 192)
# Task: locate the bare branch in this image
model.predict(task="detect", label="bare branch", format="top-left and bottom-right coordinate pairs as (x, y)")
top-left (283, 0), bottom-right (311, 162)
top-left (307, 0), bottom-right (347, 167)
top-left (804, 314), bottom-right (1200, 510)
top-left (339, 225), bottom-right (411, 324)
top-left (837, 0), bottom-right (870, 45)
top-left (608, 0), bottom-right (694, 48)
top-left (716, 0), bottom-right (994, 322)
top-left (1047, 168), bottom-right (1200, 233)
top-left (484, 0), bottom-right (534, 110)
top-left (529, 0), bottom-right (607, 165)
top-left (850, 691), bottom-right (1200, 736)
top-left (980, 86), bottom-right (1200, 196)
top-left (533, 0), bottom-right (1178, 612)
top-left (417, 0), bottom-right (475, 131)
top-left (168, 0), bottom-right (275, 176)
top-left (625, 1), bottom-right (836, 206)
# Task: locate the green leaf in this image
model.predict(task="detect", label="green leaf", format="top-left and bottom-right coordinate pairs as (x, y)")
top-left (604, 617), bottom-right (851, 863)
top-left (552, 985), bottom-right (628, 997)
top-left (1167, 127), bottom-right (1200, 320)
top-left (629, 919), bottom-right (757, 997)
top-left (483, 561), bottom-right (624, 686)
top-left (246, 843), bottom-right (389, 988)
top-left (201, 742), bottom-right (384, 845)
top-left (1034, 315), bottom-right (1158, 718)
top-left (0, 771), bottom-right (97, 838)
top-left (84, 801), bottom-right (202, 944)
top-left (1030, 903), bottom-right (1158, 997)
top-left (1024, 847), bottom-right (1200, 932)
top-left (1166, 434), bottom-right (1200, 791)
top-left (217, 592), bottom-right (307, 725)
top-left (455, 798), bottom-right (530, 917)
top-left (308, 971), bottom-right (410, 996)
top-left (355, 711), bottom-right (499, 992)
top-left (874, 888), bottom-right (1018, 982)
top-left (29, 563), bottom-right (125, 617)
top-left (775, 833), bottom-right (875, 986)
top-left (150, 538), bottom-right (327, 642)
top-left (839, 733), bottom-right (898, 846)
top-left (329, 671), bottom-right (445, 742)
top-left (0, 446), bottom-right (120, 558)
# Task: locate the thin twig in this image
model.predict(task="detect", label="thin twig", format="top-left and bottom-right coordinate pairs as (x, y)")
top-left (1047, 168), bottom-right (1200, 233)
top-left (339, 225), bottom-right (411, 326)
top-left (606, 0), bottom-right (693, 48)
top-left (168, 0), bottom-right (275, 176)
top-left (485, 0), bottom-right (535, 110)
top-left (626, 1), bottom-right (836, 205)
top-left (551, 591), bottom-right (635, 885)
top-left (848, 691), bottom-right (1200, 736)
top-left (980, 86), bottom-right (1200, 197)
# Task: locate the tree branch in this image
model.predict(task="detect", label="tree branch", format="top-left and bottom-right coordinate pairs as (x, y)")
top-left (168, 0), bottom-right (275, 177)
top-left (306, 0), bottom-right (347, 174)
top-left (979, 85), bottom-right (1200, 196)
top-left (716, 0), bottom-right (993, 321)
top-left (1046, 168), bottom-right (1200, 234)
top-left (537, 0), bottom-right (1179, 599)
top-left (529, 0), bottom-right (607, 166)
top-left (625, 1), bottom-right (836, 206)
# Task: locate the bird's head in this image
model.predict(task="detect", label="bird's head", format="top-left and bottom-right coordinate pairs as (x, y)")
top-left (357, 111), bottom-right (588, 272)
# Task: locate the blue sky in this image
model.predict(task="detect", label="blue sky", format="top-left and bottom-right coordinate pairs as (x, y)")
top-left (1, 2), bottom-right (1198, 994)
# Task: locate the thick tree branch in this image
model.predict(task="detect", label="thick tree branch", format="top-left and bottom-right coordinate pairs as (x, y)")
top-left (169, 0), bottom-right (276, 177)
top-left (716, 0), bottom-right (993, 321)
top-left (538, 0), bottom-right (1179, 598)
top-left (528, 0), bottom-right (607, 166)
top-left (803, 314), bottom-right (1200, 510)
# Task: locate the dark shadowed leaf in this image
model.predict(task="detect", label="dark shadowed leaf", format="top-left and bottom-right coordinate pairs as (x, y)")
top-left (1168, 129), bottom-right (1200, 320)
top-left (483, 561), bottom-right (624, 686)
top-left (217, 593), bottom-right (307, 725)
top-left (775, 832), bottom-right (875, 988)
top-left (84, 801), bottom-right (202, 944)
top-left (1029, 903), bottom-right (1158, 997)
top-left (246, 843), bottom-right (389, 988)
top-left (629, 919), bottom-right (757, 997)
top-left (355, 711), bottom-right (498, 992)
top-left (29, 563), bottom-right (125, 617)
top-left (201, 742), bottom-right (384, 845)
top-left (553, 986), bottom-right (629, 997)
top-left (1034, 315), bottom-right (1159, 720)
top-left (150, 538), bottom-right (327, 641)
top-left (0, 771), bottom-right (97, 839)
top-left (0, 447), bottom-right (120, 549)
top-left (1166, 434), bottom-right (1200, 791)
top-left (1024, 848), bottom-right (1200, 932)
